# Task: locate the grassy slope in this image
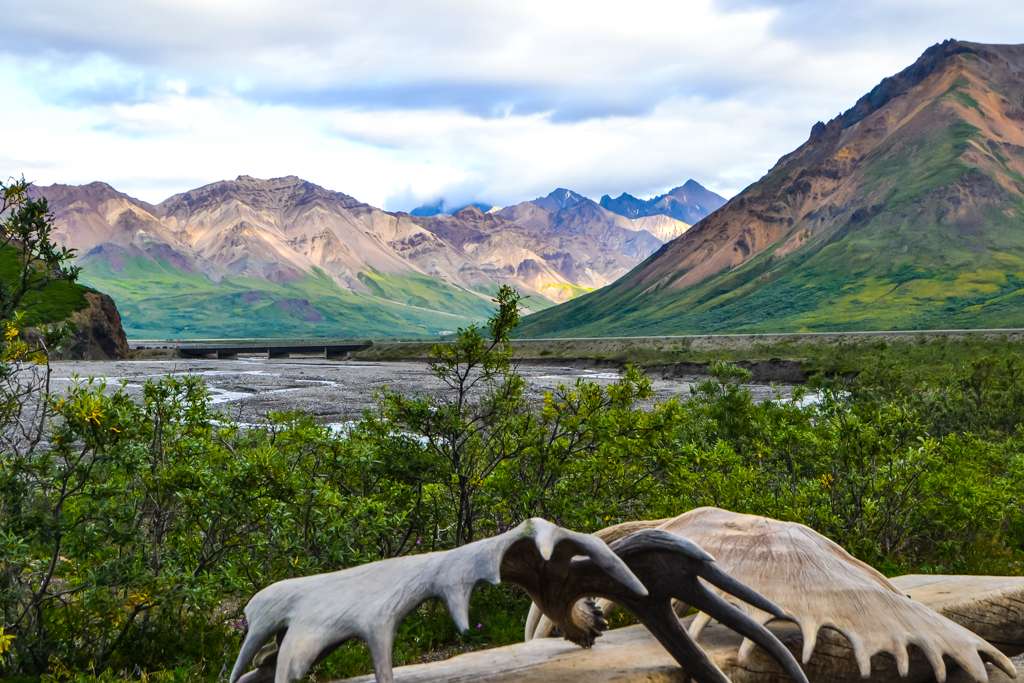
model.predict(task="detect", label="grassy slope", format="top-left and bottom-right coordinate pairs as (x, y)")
top-left (0, 246), bottom-right (90, 325)
top-left (79, 253), bottom-right (497, 339)
top-left (520, 104), bottom-right (1024, 337)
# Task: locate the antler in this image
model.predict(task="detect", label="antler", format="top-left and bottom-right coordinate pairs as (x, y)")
top-left (568, 529), bottom-right (810, 683)
top-left (503, 526), bottom-right (809, 682)
top-left (230, 517), bottom-right (809, 683)
top-left (674, 507), bottom-right (1016, 682)
top-left (228, 518), bottom-right (647, 683)
top-left (552, 508), bottom-right (1016, 683)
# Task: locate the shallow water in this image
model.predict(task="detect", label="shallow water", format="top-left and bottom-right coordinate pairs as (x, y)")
top-left (49, 356), bottom-right (796, 423)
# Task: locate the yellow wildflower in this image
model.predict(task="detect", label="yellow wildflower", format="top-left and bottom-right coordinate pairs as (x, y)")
top-left (0, 626), bottom-right (14, 655)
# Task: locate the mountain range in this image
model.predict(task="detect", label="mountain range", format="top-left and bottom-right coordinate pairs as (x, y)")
top-left (36, 177), bottom-right (723, 338)
top-left (521, 40), bottom-right (1024, 336)
top-left (600, 179), bottom-right (727, 224)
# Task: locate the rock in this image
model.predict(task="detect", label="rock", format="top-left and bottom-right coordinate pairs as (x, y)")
top-left (60, 291), bottom-right (130, 360)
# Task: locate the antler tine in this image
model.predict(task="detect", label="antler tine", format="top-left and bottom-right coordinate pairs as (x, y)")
top-left (940, 637), bottom-right (1017, 683)
top-left (981, 646), bottom-right (1018, 680)
top-left (524, 600), bottom-right (545, 641)
top-left (659, 507), bottom-right (1021, 683)
top-left (638, 600), bottom-right (731, 683)
top-left (526, 518), bottom-right (648, 597)
top-left (682, 579), bottom-right (808, 683)
top-left (691, 552), bottom-right (791, 624)
top-left (596, 529), bottom-right (808, 683)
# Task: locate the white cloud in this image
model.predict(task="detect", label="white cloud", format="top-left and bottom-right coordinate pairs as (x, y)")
top-left (0, 0), bottom-right (1021, 207)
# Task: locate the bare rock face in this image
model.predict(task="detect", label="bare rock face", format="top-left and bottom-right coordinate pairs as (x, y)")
top-left (412, 190), bottom-right (689, 303)
top-left (59, 291), bottom-right (130, 360)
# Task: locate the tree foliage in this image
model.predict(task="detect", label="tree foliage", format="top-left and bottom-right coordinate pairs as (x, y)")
top-left (0, 178), bottom-right (80, 323)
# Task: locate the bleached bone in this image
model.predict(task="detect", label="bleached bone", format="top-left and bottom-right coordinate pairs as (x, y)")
top-left (528, 508), bottom-right (1016, 683)
top-left (228, 518), bottom-right (638, 683)
top-left (505, 526), bottom-right (808, 683)
top-left (229, 517), bottom-right (808, 683)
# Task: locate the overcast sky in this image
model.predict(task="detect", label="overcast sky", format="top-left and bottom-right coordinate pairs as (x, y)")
top-left (1, 1), bottom-right (1022, 209)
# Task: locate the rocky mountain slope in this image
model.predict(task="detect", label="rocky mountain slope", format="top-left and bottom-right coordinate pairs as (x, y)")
top-left (412, 189), bottom-right (691, 303)
top-left (38, 175), bottom-right (713, 338)
top-left (520, 40), bottom-right (1024, 337)
top-left (40, 177), bottom-right (501, 339)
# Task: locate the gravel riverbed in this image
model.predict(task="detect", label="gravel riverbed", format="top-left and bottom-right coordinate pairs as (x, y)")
top-left (49, 356), bottom-right (797, 424)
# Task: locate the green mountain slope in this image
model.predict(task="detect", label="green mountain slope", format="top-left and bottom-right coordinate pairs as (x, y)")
top-left (80, 251), bottom-right (497, 339)
top-left (0, 246), bottom-right (89, 326)
top-left (520, 40), bottom-right (1024, 337)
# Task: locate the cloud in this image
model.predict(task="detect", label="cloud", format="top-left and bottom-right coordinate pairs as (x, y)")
top-left (2, 1), bottom-right (782, 116)
top-left (0, 0), bottom-right (1020, 208)
top-left (723, 0), bottom-right (1024, 51)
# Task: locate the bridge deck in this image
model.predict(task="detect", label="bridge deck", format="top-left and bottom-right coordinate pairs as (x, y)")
top-left (132, 339), bottom-right (373, 359)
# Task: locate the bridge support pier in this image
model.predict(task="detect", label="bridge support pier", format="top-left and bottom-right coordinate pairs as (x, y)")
top-left (169, 341), bottom-right (372, 359)
top-left (180, 351), bottom-right (217, 359)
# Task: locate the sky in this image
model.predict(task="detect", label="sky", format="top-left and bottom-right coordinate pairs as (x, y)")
top-left (2, 1), bottom-right (1023, 210)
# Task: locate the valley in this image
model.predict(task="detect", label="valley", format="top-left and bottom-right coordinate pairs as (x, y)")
top-left (7, 16), bottom-right (1024, 683)
top-left (49, 356), bottom-right (798, 423)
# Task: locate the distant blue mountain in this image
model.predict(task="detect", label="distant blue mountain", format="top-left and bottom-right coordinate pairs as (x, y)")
top-left (409, 180), bottom-right (725, 223)
top-left (599, 179), bottom-right (726, 224)
top-left (410, 199), bottom-right (493, 216)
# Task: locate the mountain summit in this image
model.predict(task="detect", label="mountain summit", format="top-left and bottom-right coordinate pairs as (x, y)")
top-left (521, 40), bottom-right (1024, 336)
top-left (600, 180), bottom-right (726, 224)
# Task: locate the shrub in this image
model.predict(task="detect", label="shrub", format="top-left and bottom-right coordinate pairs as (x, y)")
top-left (2, 291), bottom-right (1023, 680)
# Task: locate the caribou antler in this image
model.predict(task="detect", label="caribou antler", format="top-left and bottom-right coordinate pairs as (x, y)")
top-left (530, 508), bottom-right (1016, 683)
top-left (229, 517), bottom-right (808, 683)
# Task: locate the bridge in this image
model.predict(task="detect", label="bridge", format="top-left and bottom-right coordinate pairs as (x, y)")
top-left (130, 327), bottom-right (1024, 362)
top-left (132, 338), bottom-right (374, 360)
